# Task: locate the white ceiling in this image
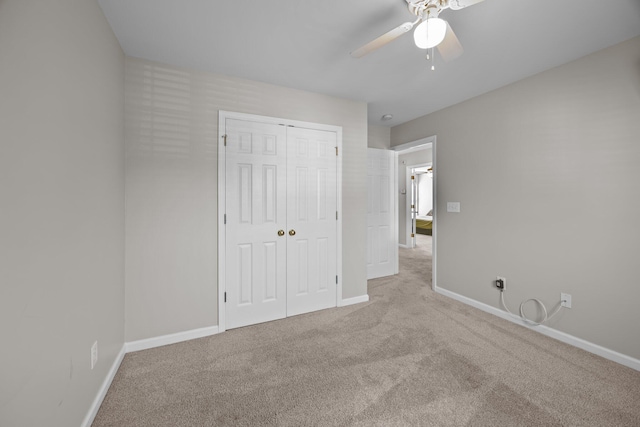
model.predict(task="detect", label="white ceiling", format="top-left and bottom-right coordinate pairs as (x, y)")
top-left (98, 0), bottom-right (640, 127)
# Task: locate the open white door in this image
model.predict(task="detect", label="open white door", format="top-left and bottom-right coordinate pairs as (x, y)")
top-left (366, 148), bottom-right (398, 279)
top-left (410, 171), bottom-right (418, 248)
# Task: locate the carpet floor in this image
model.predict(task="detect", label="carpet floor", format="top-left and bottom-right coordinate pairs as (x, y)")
top-left (93, 235), bottom-right (640, 426)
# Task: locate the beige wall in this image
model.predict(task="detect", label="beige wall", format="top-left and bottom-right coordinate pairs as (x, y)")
top-left (125, 58), bottom-right (368, 342)
top-left (391, 36), bottom-right (640, 360)
top-left (368, 125), bottom-right (390, 149)
top-left (0, 1), bottom-right (125, 426)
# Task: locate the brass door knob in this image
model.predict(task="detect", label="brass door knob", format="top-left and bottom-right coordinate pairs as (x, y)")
top-left (278, 230), bottom-right (285, 236)
top-left (289, 229), bottom-right (296, 236)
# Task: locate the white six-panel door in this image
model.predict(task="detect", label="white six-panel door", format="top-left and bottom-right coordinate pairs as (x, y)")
top-left (286, 127), bottom-right (337, 316)
top-left (224, 116), bottom-right (338, 329)
top-left (367, 148), bottom-right (397, 279)
top-left (225, 119), bottom-right (288, 329)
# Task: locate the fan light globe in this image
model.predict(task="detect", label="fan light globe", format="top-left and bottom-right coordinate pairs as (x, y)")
top-left (413, 18), bottom-right (447, 49)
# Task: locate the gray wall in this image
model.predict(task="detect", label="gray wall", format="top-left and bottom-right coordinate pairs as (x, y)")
top-left (391, 36), bottom-right (640, 360)
top-left (368, 125), bottom-right (390, 149)
top-left (0, 1), bottom-right (125, 426)
top-left (397, 149), bottom-right (433, 246)
top-left (125, 57), bottom-right (368, 342)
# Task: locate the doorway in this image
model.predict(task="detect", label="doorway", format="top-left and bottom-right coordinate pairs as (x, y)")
top-left (393, 136), bottom-right (437, 290)
top-left (218, 111), bottom-right (343, 331)
top-left (407, 163), bottom-right (433, 249)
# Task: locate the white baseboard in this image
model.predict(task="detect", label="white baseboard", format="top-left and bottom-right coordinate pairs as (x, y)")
top-left (83, 325), bottom-right (220, 426)
top-left (81, 344), bottom-right (126, 427)
top-left (339, 294), bottom-right (370, 307)
top-left (125, 325), bottom-right (220, 353)
top-left (434, 286), bottom-right (640, 372)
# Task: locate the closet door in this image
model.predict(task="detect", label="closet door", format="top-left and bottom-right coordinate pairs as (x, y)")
top-left (286, 127), bottom-right (338, 316)
top-left (225, 119), bottom-right (287, 329)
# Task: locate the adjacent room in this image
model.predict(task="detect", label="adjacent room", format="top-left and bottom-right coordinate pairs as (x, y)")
top-left (1, 0), bottom-right (639, 426)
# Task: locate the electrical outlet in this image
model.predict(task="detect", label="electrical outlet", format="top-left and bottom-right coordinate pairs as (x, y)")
top-left (561, 293), bottom-right (572, 308)
top-left (91, 341), bottom-right (98, 370)
top-left (496, 276), bottom-right (506, 290)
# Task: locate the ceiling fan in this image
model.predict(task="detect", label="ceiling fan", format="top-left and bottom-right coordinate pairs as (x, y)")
top-left (350, 0), bottom-right (485, 61)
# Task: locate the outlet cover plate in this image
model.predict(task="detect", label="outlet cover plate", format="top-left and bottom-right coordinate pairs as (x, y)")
top-left (561, 293), bottom-right (572, 308)
top-left (447, 202), bottom-right (461, 213)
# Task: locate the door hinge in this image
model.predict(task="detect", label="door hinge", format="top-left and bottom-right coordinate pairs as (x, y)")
top-left (224, 214), bottom-right (226, 224)
top-left (411, 233), bottom-right (415, 238)
top-left (336, 275), bottom-right (338, 284)
top-left (222, 134), bottom-right (227, 146)
top-left (411, 175), bottom-right (415, 180)
top-left (224, 292), bottom-right (227, 303)
top-left (336, 211), bottom-right (338, 220)
top-left (335, 146), bottom-right (338, 156)
top-left (411, 204), bottom-right (415, 209)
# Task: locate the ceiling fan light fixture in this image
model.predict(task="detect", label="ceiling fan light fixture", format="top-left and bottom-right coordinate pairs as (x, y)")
top-left (413, 17), bottom-right (447, 49)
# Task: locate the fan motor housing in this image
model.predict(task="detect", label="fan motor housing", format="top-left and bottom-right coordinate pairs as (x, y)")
top-left (406, 1), bottom-right (444, 19)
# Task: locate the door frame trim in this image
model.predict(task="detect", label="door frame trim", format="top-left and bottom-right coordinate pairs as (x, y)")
top-left (217, 110), bottom-right (343, 332)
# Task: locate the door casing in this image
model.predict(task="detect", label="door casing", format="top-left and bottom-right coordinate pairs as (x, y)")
top-left (218, 110), bottom-right (343, 332)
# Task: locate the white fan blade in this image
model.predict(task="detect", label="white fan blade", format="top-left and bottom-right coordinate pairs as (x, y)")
top-left (437, 21), bottom-right (464, 62)
top-left (350, 21), bottom-right (414, 58)
top-left (449, 0), bottom-right (485, 10)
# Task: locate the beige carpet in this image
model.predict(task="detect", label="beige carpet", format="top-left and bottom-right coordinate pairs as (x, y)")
top-left (93, 235), bottom-right (640, 426)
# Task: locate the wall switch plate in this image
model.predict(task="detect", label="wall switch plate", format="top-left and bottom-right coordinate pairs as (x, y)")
top-left (447, 202), bottom-right (461, 213)
top-left (561, 293), bottom-right (572, 308)
top-left (91, 341), bottom-right (98, 370)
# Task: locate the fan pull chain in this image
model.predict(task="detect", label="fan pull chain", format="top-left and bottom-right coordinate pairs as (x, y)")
top-left (426, 48), bottom-right (435, 70)
top-left (424, 15), bottom-right (435, 70)
top-left (423, 13), bottom-right (435, 71)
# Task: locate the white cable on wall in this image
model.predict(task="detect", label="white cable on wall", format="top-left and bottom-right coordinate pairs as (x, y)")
top-left (500, 291), bottom-right (564, 326)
